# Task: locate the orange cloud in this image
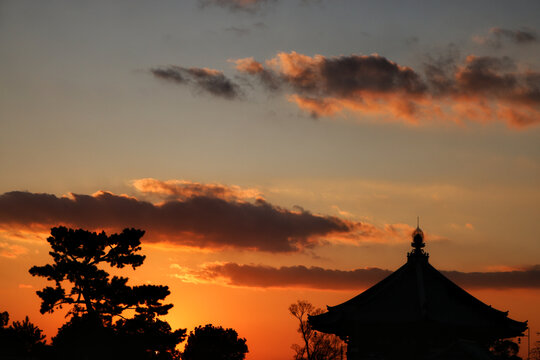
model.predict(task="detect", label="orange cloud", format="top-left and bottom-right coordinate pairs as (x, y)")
top-left (234, 51), bottom-right (540, 127)
top-left (233, 57), bottom-right (265, 74)
top-left (288, 93), bottom-right (423, 123)
top-left (132, 178), bottom-right (262, 201)
top-left (233, 57), bottom-right (281, 91)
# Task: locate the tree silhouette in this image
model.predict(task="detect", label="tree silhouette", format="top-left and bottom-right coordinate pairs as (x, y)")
top-left (289, 300), bottom-right (345, 360)
top-left (29, 226), bottom-right (186, 359)
top-left (182, 324), bottom-right (248, 360)
top-left (490, 339), bottom-right (522, 360)
top-left (0, 310), bottom-right (48, 358)
top-left (29, 227), bottom-right (171, 324)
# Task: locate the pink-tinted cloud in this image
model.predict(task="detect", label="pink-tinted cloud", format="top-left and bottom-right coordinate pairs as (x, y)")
top-left (179, 263), bottom-right (540, 290)
top-left (0, 189), bottom-right (351, 253)
top-left (233, 52), bottom-right (540, 127)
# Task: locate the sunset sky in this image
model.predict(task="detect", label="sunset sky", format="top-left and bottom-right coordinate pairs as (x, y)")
top-left (1, 1), bottom-right (539, 359)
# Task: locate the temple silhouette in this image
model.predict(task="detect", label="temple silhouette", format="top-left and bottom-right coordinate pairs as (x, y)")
top-left (309, 225), bottom-right (528, 360)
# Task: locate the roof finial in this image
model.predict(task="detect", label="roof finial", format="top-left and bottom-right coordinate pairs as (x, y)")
top-left (408, 218), bottom-right (428, 260)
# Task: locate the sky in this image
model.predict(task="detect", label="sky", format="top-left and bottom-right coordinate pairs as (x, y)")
top-left (1, 0), bottom-right (540, 358)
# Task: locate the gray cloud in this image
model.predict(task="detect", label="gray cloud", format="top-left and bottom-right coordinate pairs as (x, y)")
top-left (474, 27), bottom-right (538, 48)
top-left (0, 190), bottom-right (352, 253)
top-left (442, 266), bottom-right (540, 289)
top-left (199, 0), bottom-right (275, 13)
top-left (225, 26), bottom-right (251, 36)
top-left (198, 0), bottom-right (325, 13)
top-left (491, 27), bottom-right (538, 44)
top-left (192, 263), bottom-right (540, 290)
top-left (199, 263), bottom-right (392, 289)
top-left (151, 66), bottom-right (241, 100)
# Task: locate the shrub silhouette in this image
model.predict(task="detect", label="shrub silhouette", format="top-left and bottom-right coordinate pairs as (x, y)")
top-left (0, 310), bottom-right (49, 358)
top-left (182, 324), bottom-right (248, 360)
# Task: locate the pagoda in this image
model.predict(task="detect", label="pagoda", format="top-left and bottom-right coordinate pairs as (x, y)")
top-left (308, 225), bottom-right (528, 360)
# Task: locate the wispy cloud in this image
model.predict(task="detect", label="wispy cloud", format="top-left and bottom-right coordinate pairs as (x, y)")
top-left (224, 26), bottom-right (251, 36)
top-left (473, 27), bottom-right (538, 48)
top-left (0, 241), bottom-right (28, 259)
top-left (132, 178), bottom-right (263, 201)
top-left (151, 66), bottom-right (242, 99)
top-left (173, 262), bottom-right (540, 290)
top-left (199, 0), bottom-right (323, 12)
top-left (199, 0), bottom-right (275, 13)
top-left (232, 57), bottom-right (282, 91)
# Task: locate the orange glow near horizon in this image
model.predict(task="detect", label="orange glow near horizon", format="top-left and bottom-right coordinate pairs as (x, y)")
top-left (2, 238), bottom-right (539, 360)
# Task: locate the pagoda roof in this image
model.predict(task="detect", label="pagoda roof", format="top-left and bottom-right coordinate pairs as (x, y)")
top-left (309, 227), bottom-right (527, 342)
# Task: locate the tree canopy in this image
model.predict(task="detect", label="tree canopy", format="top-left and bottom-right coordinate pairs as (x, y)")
top-left (29, 227), bottom-right (172, 323)
top-left (182, 324), bottom-right (248, 360)
top-left (29, 226), bottom-right (186, 359)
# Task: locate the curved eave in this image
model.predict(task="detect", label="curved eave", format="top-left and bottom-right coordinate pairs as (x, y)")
top-left (308, 257), bottom-right (528, 339)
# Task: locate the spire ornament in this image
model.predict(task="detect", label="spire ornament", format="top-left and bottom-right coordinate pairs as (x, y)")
top-left (408, 219), bottom-right (429, 260)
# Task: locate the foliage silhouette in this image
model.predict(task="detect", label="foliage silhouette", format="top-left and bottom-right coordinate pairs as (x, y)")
top-left (289, 300), bottom-right (345, 360)
top-left (114, 312), bottom-right (185, 360)
top-left (29, 226), bottom-right (186, 359)
top-left (52, 314), bottom-right (116, 360)
top-left (182, 324), bottom-right (248, 360)
top-left (490, 339), bottom-right (522, 360)
top-left (0, 310), bottom-right (49, 358)
top-left (29, 227), bottom-right (171, 323)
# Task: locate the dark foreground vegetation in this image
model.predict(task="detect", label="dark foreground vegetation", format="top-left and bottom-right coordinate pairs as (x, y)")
top-left (0, 227), bottom-right (247, 360)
